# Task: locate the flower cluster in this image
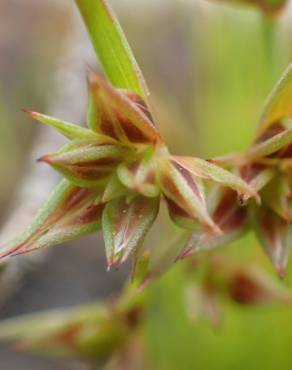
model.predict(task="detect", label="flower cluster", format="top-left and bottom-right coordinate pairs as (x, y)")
top-left (0, 71), bottom-right (256, 275)
top-left (182, 64), bottom-right (292, 278)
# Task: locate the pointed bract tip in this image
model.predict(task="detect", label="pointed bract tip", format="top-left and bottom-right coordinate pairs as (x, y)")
top-left (87, 68), bottom-right (105, 90)
top-left (275, 263), bottom-right (287, 280)
top-left (37, 154), bottom-right (52, 164)
top-left (209, 222), bottom-right (223, 238)
top-left (22, 109), bottom-right (39, 119)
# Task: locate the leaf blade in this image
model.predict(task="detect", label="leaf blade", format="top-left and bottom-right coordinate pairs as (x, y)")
top-left (75, 0), bottom-right (149, 99)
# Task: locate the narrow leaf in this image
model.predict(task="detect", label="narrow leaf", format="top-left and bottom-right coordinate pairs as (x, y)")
top-left (75, 0), bottom-right (149, 99)
top-left (258, 63), bottom-right (292, 137)
top-left (24, 110), bottom-right (104, 141)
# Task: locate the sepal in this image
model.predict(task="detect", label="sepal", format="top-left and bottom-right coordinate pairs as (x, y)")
top-left (0, 180), bottom-right (103, 258)
top-left (102, 195), bottom-right (159, 267)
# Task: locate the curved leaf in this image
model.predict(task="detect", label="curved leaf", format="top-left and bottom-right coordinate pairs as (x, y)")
top-left (258, 63), bottom-right (292, 137)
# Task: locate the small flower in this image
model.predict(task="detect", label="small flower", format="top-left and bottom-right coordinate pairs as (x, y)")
top-left (184, 64), bottom-right (292, 278)
top-left (0, 70), bottom-right (256, 277)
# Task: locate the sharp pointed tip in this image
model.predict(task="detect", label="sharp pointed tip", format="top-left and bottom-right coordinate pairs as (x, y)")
top-left (275, 263), bottom-right (287, 279)
top-left (210, 223), bottom-right (223, 237)
top-left (37, 155), bottom-right (51, 164)
top-left (137, 277), bottom-right (151, 293)
top-left (22, 109), bottom-right (38, 118)
top-left (87, 69), bottom-right (107, 91)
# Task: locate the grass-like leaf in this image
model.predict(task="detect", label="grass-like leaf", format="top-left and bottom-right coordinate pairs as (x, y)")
top-left (258, 63), bottom-right (292, 137)
top-left (75, 0), bottom-right (149, 99)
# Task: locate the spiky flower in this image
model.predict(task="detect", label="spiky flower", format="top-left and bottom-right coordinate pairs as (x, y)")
top-left (0, 69), bottom-right (256, 274)
top-left (182, 64), bottom-right (292, 279)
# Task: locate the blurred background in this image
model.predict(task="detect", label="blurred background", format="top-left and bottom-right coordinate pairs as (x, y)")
top-left (1, 0), bottom-right (292, 369)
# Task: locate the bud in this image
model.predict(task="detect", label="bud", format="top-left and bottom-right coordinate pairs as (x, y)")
top-left (87, 70), bottom-right (161, 146)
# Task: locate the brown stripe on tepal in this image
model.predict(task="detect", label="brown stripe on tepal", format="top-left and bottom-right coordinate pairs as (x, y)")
top-left (118, 115), bottom-right (152, 143)
top-left (61, 187), bottom-right (91, 213)
top-left (145, 170), bottom-right (156, 185)
top-left (172, 161), bottom-right (203, 200)
top-left (240, 163), bottom-right (266, 183)
top-left (124, 91), bottom-right (154, 123)
top-left (52, 323), bottom-right (82, 348)
top-left (277, 143), bottom-right (292, 158)
top-left (165, 197), bottom-right (191, 218)
top-left (100, 116), bottom-right (119, 140)
top-left (212, 189), bottom-right (247, 230)
top-left (68, 203), bottom-right (104, 226)
top-left (160, 171), bottom-right (185, 204)
top-left (65, 164), bottom-right (112, 180)
top-left (77, 157), bottom-right (121, 167)
top-left (229, 272), bottom-right (266, 305)
top-left (259, 209), bottom-right (278, 245)
top-left (255, 122), bottom-right (285, 144)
